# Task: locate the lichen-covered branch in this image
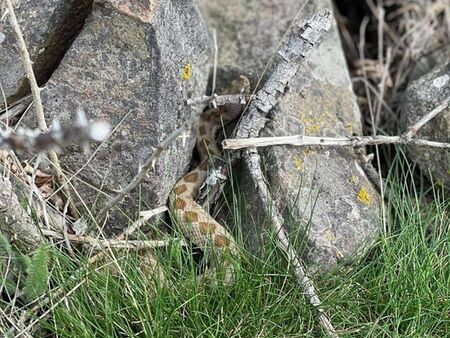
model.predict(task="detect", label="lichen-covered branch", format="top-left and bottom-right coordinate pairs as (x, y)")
top-left (234, 9), bottom-right (333, 143)
top-left (226, 9), bottom-right (338, 337)
top-left (244, 148), bottom-right (338, 337)
top-left (203, 8), bottom-right (334, 204)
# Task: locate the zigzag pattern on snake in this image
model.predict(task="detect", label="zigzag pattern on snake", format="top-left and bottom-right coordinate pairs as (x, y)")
top-left (169, 76), bottom-right (250, 284)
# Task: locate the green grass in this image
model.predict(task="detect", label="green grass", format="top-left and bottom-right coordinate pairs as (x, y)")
top-left (3, 153), bottom-right (450, 337)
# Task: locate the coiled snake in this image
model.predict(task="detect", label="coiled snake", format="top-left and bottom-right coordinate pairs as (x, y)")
top-left (169, 76), bottom-right (250, 284)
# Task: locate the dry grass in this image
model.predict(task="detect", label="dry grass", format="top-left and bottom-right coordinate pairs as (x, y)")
top-left (335, 0), bottom-right (449, 134)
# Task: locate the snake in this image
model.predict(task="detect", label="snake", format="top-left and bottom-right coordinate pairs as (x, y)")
top-left (169, 75), bottom-right (250, 284)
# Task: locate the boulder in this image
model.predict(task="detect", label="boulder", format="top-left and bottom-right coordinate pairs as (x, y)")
top-left (401, 54), bottom-right (450, 189)
top-left (198, 0), bottom-right (381, 273)
top-left (23, 0), bottom-right (213, 228)
top-left (0, 0), bottom-right (92, 105)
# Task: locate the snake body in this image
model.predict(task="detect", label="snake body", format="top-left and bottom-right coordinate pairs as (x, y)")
top-left (170, 76), bottom-right (250, 284)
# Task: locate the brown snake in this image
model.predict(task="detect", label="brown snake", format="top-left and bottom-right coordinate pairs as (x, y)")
top-left (169, 76), bottom-right (250, 284)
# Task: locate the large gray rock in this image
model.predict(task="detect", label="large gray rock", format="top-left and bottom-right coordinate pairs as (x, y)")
top-left (0, 0), bottom-right (92, 105)
top-left (198, 0), bottom-right (381, 273)
top-left (401, 57), bottom-right (450, 189)
top-left (198, 0), bottom-right (302, 85)
top-left (23, 0), bottom-right (213, 228)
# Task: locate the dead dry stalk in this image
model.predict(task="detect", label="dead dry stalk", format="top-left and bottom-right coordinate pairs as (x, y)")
top-left (223, 98), bottom-right (450, 150)
top-left (4, 0), bottom-right (78, 217)
top-left (230, 9), bottom-right (339, 337)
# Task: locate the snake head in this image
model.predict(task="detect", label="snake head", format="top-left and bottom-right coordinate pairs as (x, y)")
top-left (229, 75), bottom-right (251, 95)
top-left (220, 75), bottom-right (251, 122)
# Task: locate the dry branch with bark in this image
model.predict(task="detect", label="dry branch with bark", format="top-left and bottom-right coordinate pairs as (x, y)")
top-left (225, 9), bottom-right (339, 337)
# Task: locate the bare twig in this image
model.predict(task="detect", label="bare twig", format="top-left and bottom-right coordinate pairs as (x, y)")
top-left (4, 0), bottom-right (44, 127)
top-left (186, 93), bottom-right (252, 107)
top-left (223, 134), bottom-right (450, 150)
top-left (224, 97), bottom-right (450, 150)
top-left (96, 119), bottom-right (193, 222)
top-left (4, 0), bottom-right (79, 217)
top-left (403, 99), bottom-right (450, 138)
top-left (41, 229), bottom-right (186, 250)
top-left (124, 206), bottom-right (168, 237)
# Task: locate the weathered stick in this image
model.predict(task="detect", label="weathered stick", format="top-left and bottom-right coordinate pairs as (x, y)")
top-left (402, 99), bottom-right (449, 138)
top-left (233, 10), bottom-right (333, 142)
top-left (224, 97), bottom-right (450, 150)
top-left (186, 93), bottom-right (252, 107)
top-left (235, 9), bottom-right (338, 337)
top-left (223, 134), bottom-right (450, 150)
top-left (245, 148), bottom-right (338, 337)
top-left (42, 229), bottom-right (187, 250)
top-left (123, 206), bottom-right (168, 237)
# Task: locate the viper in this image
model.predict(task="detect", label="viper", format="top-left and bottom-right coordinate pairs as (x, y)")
top-left (169, 75), bottom-right (250, 284)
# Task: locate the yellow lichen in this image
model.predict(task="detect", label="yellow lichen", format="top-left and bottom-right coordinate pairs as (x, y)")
top-left (357, 187), bottom-right (371, 205)
top-left (301, 116), bottom-right (323, 135)
top-left (306, 124), bottom-right (321, 134)
top-left (350, 175), bottom-right (358, 184)
top-left (345, 124), bottom-right (354, 132)
top-left (182, 63), bottom-right (191, 81)
top-left (293, 157), bottom-right (303, 171)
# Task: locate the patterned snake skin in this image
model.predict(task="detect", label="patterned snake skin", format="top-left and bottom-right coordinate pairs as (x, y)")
top-left (169, 76), bottom-right (250, 284)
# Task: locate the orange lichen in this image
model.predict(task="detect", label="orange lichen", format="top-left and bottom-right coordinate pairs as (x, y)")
top-left (182, 63), bottom-right (191, 81)
top-left (357, 187), bottom-right (371, 205)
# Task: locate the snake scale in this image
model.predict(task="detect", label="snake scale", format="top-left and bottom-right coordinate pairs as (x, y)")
top-left (169, 76), bottom-right (250, 284)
